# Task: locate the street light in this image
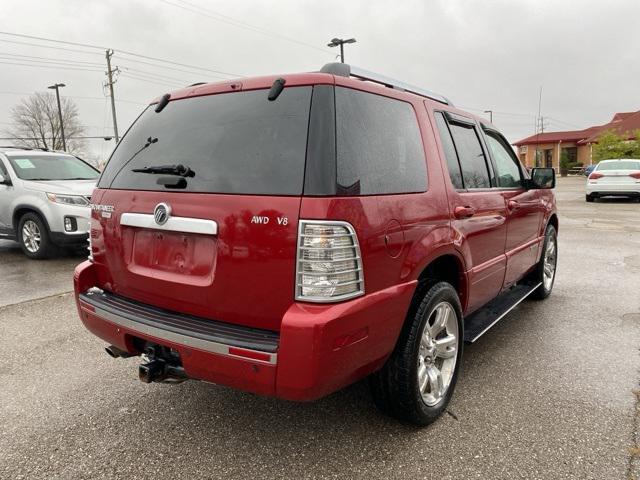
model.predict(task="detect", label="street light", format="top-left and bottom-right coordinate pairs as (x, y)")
top-left (47, 83), bottom-right (66, 151)
top-left (327, 37), bottom-right (356, 63)
top-left (484, 110), bottom-right (493, 123)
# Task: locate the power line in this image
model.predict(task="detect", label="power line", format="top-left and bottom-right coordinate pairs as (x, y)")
top-left (116, 57), bottom-right (227, 80)
top-left (0, 31), bottom-right (241, 77)
top-left (0, 38), bottom-right (103, 56)
top-left (121, 66), bottom-right (192, 85)
top-left (0, 90), bottom-right (146, 105)
top-left (545, 116), bottom-right (583, 129)
top-left (159, 0), bottom-right (332, 55)
top-left (0, 51), bottom-right (103, 66)
top-left (120, 73), bottom-right (184, 89)
top-left (0, 56), bottom-right (104, 70)
top-left (0, 60), bottom-right (102, 72)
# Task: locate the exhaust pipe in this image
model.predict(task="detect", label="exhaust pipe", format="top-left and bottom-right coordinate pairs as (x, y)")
top-left (105, 345), bottom-right (134, 358)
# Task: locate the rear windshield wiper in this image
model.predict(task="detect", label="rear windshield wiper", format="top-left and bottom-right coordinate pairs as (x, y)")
top-left (132, 164), bottom-right (195, 177)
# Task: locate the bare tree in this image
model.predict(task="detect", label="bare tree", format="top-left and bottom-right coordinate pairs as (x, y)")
top-left (3, 92), bottom-right (86, 154)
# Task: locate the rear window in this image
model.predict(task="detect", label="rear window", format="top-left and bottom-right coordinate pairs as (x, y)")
top-left (596, 160), bottom-right (640, 171)
top-left (99, 87), bottom-right (312, 195)
top-left (335, 87), bottom-right (427, 195)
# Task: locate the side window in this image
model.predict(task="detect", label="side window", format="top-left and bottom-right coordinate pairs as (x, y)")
top-left (448, 122), bottom-right (491, 189)
top-left (434, 112), bottom-right (464, 189)
top-left (484, 131), bottom-right (523, 188)
top-left (335, 87), bottom-right (427, 195)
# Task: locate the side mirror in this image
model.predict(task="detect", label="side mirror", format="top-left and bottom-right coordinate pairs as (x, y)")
top-left (0, 173), bottom-right (11, 186)
top-left (529, 167), bottom-right (555, 189)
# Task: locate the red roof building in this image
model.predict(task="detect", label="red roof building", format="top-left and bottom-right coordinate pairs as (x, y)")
top-left (513, 110), bottom-right (640, 169)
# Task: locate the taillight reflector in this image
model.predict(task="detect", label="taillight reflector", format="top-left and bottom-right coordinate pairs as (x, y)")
top-left (295, 220), bottom-right (365, 303)
top-left (228, 347), bottom-right (272, 363)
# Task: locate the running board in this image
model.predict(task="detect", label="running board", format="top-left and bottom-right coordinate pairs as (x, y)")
top-left (463, 282), bottom-right (541, 343)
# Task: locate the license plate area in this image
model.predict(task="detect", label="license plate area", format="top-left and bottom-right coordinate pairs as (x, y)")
top-left (125, 228), bottom-right (216, 286)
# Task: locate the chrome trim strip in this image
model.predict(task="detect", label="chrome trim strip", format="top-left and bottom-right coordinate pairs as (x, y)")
top-left (83, 305), bottom-right (277, 365)
top-left (120, 212), bottom-right (218, 235)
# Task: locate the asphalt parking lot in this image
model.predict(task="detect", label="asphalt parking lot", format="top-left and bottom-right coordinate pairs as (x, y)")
top-left (1, 176), bottom-right (639, 480)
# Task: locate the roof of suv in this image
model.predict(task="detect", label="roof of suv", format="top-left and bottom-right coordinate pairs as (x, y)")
top-left (0, 147), bottom-right (69, 156)
top-left (148, 63), bottom-right (457, 111)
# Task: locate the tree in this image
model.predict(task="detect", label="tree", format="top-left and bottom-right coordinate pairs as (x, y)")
top-left (592, 129), bottom-right (640, 162)
top-left (3, 92), bottom-right (86, 154)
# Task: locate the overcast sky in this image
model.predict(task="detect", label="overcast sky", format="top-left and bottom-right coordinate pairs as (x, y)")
top-left (1, 0), bottom-right (639, 161)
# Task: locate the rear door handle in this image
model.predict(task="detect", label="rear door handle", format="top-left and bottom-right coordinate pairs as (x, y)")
top-left (508, 200), bottom-right (521, 211)
top-left (454, 206), bottom-right (476, 219)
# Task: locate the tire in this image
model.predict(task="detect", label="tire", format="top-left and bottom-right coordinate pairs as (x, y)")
top-left (529, 224), bottom-right (557, 300)
top-left (17, 212), bottom-right (53, 259)
top-left (586, 194), bottom-right (595, 202)
top-left (369, 281), bottom-right (463, 426)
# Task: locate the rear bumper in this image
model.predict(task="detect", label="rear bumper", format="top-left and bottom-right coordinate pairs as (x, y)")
top-left (74, 260), bottom-right (416, 401)
top-left (586, 182), bottom-right (640, 195)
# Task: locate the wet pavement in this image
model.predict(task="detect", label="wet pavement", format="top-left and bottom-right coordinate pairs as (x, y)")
top-left (0, 240), bottom-right (82, 307)
top-left (1, 176), bottom-right (639, 479)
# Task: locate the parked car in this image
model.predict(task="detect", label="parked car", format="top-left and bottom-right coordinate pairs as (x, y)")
top-left (586, 159), bottom-right (640, 202)
top-left (583, 164), bottom-right (596, 177)
top-left (0, 147), bottom-right (99, 258)
top-left (74, 63), bottom-right (558, 425)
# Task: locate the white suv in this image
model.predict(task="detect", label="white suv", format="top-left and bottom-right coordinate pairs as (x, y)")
top-left (0, 147), bottom-right (99, 258)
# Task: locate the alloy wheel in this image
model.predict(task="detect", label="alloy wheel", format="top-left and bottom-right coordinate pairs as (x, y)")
top-left (417, 301), bottom-right (459, 406)
top-left (22, 220), bottom-right (41, 253)
top-left (543, 231), bottom-right (557, 291)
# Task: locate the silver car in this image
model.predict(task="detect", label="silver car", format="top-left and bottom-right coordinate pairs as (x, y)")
top-left (0, 147), bottom-right (99, 258)
top-left (586, 159), bottom-right (640, 202)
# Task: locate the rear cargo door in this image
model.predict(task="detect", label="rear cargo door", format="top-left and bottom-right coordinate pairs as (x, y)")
top-left (91, 86), bottom-right (313, 332)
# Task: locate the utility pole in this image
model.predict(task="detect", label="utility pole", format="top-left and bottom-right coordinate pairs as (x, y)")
top-left (47, 83), bottom-right (66, 151)
top-left (484, 110), bottom-right (493, 123)
top-left (105, 49), bottom-right (120, 143)
top-left (534, 86), bottom-right (543, 167)
top-left (327, 38), bottom-right (356, 63)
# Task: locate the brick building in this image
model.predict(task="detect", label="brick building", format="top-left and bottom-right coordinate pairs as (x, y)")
top-left (513, 110), bottom-right (640, 170)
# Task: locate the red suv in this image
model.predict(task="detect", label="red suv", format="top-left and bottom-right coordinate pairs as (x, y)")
top-left (75, 63), bottom-right (557, 425)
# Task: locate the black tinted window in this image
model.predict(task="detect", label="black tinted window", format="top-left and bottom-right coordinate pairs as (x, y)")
top-left (335, 87), bottom-right (427, 195)
top-left (100, 87), bottom-right (312, 195)
top-left (484, 131), bottom-right (522, 188)
top-left (448, 123), bottom-right (491, 189)
top-left (434, 112), bottom-right (464, 189)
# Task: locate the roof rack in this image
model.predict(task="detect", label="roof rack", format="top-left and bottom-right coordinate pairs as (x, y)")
top-left (320, 62), bottom-right (452, 106)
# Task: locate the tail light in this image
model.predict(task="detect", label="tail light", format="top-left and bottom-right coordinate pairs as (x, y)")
top-left (589, 172), bottom-right (604, 180)
top-left (295, 220), bottom-right (364, 302)
top-left (629, 172), bottom-right (640, 180)
top-left (87, 231), bottom-right (93, 262)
